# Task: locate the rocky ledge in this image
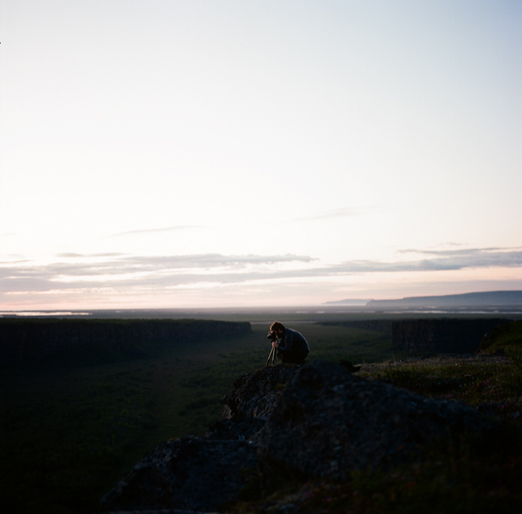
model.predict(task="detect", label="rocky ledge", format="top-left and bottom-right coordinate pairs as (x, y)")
top-left (101, 361), bottom-right (503, 513)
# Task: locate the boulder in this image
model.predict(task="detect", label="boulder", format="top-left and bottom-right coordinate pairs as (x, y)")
top-left (257, 361), bottom-right (496, 491)
top-left (205, 418), bottom-right (266, 441)
top-left (101, 437), bottom-right (258, 512)
top-left (220, 364), bottom-right (299, 419)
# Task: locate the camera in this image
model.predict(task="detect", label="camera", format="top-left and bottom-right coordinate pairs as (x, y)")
top-left (266, 330), bottom-right (278, 341)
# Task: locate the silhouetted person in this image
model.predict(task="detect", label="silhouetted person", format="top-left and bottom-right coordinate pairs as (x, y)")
top-left (269, 321), bottom-right (310, 364)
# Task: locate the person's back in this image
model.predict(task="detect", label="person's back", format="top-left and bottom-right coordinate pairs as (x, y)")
top-left (269, 321), bottom-right (310, 364)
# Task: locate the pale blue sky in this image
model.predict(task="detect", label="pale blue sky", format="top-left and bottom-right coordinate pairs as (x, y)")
top-left (1, 1), bottom-right (521, 309)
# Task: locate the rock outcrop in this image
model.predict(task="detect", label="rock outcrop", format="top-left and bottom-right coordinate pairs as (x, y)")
top-left (101, 438), bottom-right (258, 512)
top-left (101, 361), bottom-right (500, 512)
top-left (220, 364), bottom-right (299, 419)
top-left (257, 361), bottom-right (493, 492)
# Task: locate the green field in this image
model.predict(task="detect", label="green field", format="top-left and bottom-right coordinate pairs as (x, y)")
top-left (1, 320), bottom-right (395, 514)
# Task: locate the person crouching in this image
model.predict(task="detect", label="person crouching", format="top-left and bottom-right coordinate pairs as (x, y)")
top-left (268, 321), bottom-right (310, 365)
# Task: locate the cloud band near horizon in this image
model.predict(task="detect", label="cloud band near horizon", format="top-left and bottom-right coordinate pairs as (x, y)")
top-left (2, 247), bottom-right (522, 298)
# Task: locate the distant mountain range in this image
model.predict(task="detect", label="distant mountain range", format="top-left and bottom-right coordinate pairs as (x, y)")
top-left (325, 291), bottom-right (522, 309)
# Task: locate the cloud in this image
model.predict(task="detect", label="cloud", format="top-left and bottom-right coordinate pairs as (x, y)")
top-left (108, 226), bottom-right (204, 237)
top-left (57, 252), bottom-right (125, 258)
top-left (105, 210), bottom-right (359, 240)
top-left (0, 253), bottom-right (317, 293)
top-left (290, 208), bottom-right (358, 223)
top-left (2, 247), bottom-right (522, 299)
top-left (103, 208), bottom-right (359, 240)
top-left (388, 247), bottom-right (522, 271)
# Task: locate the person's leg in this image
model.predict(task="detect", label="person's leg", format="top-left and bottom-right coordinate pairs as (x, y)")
top-left (282, 348), bottom-right (308, 364)
top-left (294, 349), bottom-right (309, 364)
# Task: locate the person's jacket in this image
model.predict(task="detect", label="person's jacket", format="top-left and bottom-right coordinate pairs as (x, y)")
top-left (277, 328), bottom-right (310, 355)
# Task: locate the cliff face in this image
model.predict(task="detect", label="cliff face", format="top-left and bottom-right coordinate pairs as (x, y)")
top-left (392, 318), bottom-right (511, 353)
top-left (0, 319), bottom-right (251, 366)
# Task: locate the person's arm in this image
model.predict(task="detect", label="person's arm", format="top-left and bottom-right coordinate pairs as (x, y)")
top-left (277, 329), bottom-right (294, 353)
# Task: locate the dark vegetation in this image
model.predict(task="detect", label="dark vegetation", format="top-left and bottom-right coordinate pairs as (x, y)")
top-left (1, 317), bottom-right (521, 513)
top-left (0, 319), bottom-right (394, 514)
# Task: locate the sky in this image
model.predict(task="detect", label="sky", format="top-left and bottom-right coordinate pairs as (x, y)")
top-left (1, 0), bottom-right (522, 310)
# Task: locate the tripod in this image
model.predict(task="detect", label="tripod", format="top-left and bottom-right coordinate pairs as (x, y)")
top-left (266, 345), bottom-right (278, 366)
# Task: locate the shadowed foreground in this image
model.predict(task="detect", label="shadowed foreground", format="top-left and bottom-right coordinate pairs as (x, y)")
top-left (102, 359), bottom-right (522, 513)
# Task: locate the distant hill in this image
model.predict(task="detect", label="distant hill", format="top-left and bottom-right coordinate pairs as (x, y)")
top-left (322, 299), bottom-right (371, 306)
top-left (366, 290), bottom-right (522, 310)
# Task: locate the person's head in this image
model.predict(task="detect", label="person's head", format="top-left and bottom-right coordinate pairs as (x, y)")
top-left (270, 321), bottom-right (285, 337)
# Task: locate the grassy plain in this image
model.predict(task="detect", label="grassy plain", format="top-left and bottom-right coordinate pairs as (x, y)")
top-left (1, 319), bottom-right (394, 514)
